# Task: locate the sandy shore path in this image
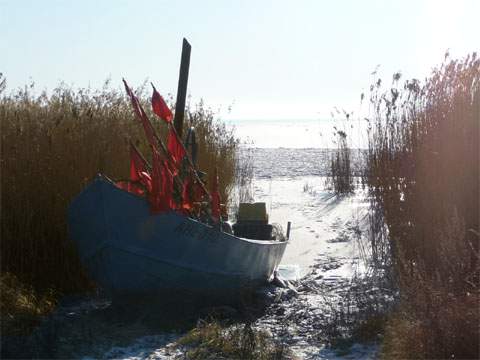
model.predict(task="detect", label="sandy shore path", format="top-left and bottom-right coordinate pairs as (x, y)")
top-left (253, 176), bottom-right (370, 278)
top-left (248, 176), bottom-right (383, 359)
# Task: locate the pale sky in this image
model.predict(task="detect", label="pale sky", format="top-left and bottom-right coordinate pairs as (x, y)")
top-left (1, 0), bottom-right (478, 120)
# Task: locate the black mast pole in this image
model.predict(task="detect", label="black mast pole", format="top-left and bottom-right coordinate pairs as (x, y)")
top-left (173, 38), bottom-right (191, 139)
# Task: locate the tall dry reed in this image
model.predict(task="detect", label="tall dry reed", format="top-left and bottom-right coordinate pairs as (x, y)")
top-left (327, 130), bottom-right (354, 195)
top-left (364, 54), bottom-right (479, 359)
top-left (0, 77), bottom-right (239, 295)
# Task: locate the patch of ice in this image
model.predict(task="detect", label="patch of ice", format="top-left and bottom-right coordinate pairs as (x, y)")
top-left (311, 343), bottom-right (379, 359)
top-left (277, 264), bottom-right (303, 281)
top-left (100, 334), bottom-right (180, 360)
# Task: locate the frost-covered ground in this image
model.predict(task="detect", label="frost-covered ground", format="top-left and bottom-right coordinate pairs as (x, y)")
top-left (249, 176), bottom-right (386, 359)
top-left (255, 176), bottom-right (369, 275)
top-left (80, 176), bottom-right (386, 359)
top-left (18, 148), bottom-right (392, 359)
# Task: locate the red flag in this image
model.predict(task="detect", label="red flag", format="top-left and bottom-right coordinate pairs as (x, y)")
top-left (150, 147), bottom-right (167, 213)
top-left (123, 79), bottom-right (142, 120)
top-left (115, 178), bottom-right (149, 197)
top-left (115, 180), bottom-right (131, 192)
top-left (123, 79), bottom-right (158, 150)
top-left (151, 84), bottom-right (173, 123)
top-left (161, 160), bottom-right (174, 210)
top-left (211, 167), bottom-right (221, 223)
top-left (167, 128), bottom-right (186, 166)
top-left (137, 171), bottom-right (152, 194)
top-left (150, 146), bottom-right (175, 213)
top-left (116, 144), bottom-right (151, 196)
top-left (130, 144), bottom-right (147, 182)
top-left (181, 176), bottom-right (194, 211)
top-left (130, 144), bottom-right (152, 195)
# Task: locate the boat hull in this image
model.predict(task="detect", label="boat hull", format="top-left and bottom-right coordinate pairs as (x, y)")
top-left (68, 175), bottom-right (288, 295)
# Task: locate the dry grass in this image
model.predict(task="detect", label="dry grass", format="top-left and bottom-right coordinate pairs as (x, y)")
top-left (364, 54), bottom-right (479, 359)
top-left (326, 129), bottom-right (354, 195)
top-left (177, 320), bottom-right (289, 360)
top-left (229, 148), bottom-right (255, 219)
top-left (0, 273), bottom-right (56, 337)
top-left (382, 286), bottom-right (478, 359)
top-left (0, 77), bottom-right (240, 303)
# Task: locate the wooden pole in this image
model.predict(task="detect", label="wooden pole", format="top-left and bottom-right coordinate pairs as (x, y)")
top-left (286, 221), bottom-right (292, 240)
top-left (174, 38), bottom-right (191, 138)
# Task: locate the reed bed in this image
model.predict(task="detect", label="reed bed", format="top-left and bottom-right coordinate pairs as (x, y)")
top-left (326, 129), bottom-right (354, 195)
top-left (364, 54), bottom-right (479, 359)
top-left (0, 76), bottom-right (239, 297)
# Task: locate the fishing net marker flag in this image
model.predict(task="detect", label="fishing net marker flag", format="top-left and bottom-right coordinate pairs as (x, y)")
top-left (151, 83), bottom-right (173, 123)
